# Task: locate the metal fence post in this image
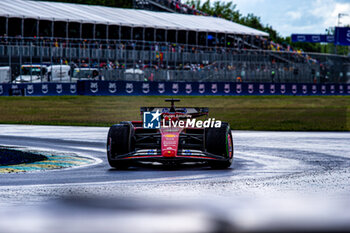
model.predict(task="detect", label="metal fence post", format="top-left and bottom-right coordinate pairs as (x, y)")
top-left (40, 40), bottom-right (43, 82)
top-left (30, 42), bottom-right (32, 82)
top-left (8, 45), bottom-right (11, 82)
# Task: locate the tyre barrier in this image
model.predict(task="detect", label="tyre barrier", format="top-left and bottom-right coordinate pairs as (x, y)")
top-left (0, 81), bottom-right (350, 96)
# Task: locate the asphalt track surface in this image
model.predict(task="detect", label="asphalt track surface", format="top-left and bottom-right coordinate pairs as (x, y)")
top-left (0, 125), bottom-right (350, 232)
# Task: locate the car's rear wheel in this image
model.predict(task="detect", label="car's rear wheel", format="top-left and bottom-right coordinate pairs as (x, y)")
top-left (107, 123), bottom-right (134, 169)
top-left (205, 122), bottom-right (233, 169)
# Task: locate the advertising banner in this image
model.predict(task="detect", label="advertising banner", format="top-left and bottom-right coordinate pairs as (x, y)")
top-left (291, 34), bottom-right (335, 43)
top-left (1, 83), bottom-right (78, 96)
top-left (292, 28), bottom-right (350, 45)
top-left (335, 27), bottom-right (350, 46)
top-left (1, 81), bottom-right (349, 96)
top-left (78, 81), bottom-right (350, 96)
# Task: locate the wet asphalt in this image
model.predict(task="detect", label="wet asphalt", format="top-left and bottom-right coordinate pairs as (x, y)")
top-left (0, 125), bottom-right (350, 232)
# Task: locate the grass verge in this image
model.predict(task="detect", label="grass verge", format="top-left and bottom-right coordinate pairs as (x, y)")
top-left (0, 95), bottom-right (349, 131)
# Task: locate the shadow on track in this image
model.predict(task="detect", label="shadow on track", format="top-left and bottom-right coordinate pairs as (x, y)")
top-left (106, 157), bottom-right (247, 172)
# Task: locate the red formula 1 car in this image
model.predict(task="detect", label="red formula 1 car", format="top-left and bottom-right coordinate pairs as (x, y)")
top-left (107, 99), bottom-right (233, 169)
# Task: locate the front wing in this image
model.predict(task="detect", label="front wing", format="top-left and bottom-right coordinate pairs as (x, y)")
top-left (110, 149), bottom-right (229, 163)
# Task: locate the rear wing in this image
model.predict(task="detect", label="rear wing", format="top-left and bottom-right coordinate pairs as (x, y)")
top-left (140, 107), bottom-right (209, 117)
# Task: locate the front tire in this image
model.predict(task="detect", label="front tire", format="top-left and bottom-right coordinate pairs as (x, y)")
top-left (107, 123), bottom-right (134, 169)
top-left (205, 122), bottom-right (233, 169)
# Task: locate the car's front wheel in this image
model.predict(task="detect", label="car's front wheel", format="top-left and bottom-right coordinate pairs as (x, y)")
top-left (107, 123), bottom-right (134, 169)
top-left (205, 122), bottom-right (233, 169)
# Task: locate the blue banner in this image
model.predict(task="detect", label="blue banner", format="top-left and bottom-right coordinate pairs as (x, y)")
top-left (23, 83), bottom-right (78, 96)
top-left (292, 28), bottom-right (350, 45)
top-left (0, 83), bottom-right (78, 96)
top-left (1, 81), bottom-right (350, 96)
top-left (9, 84), bottom-right (25, 96)
top-left (0, 84), bottom-right (10, 96)
top-left (77, 81), bottom-right (350, 96)
top-left (291, 34), bottom-right (335, 43)
top-left (325, 35), bottom-right (335, 43)
top-left (335, 27), bottom-right (350, 46)
top-left (78, 81), bottom-right (233, 96)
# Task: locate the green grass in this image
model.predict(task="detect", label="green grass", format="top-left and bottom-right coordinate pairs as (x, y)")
top-left (0, 96), bottom-right (349, 131)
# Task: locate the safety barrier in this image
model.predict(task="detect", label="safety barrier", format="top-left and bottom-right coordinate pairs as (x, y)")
top-left (1, 81), bottom-right (349, 96)
top-left (0, 83), bottom-right (78, 96)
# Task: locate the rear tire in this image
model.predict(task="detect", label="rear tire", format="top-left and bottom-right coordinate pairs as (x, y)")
top-left (205, 122), bottom-right (233, 169)
top-left (107, 123), bottom-right (134, 169)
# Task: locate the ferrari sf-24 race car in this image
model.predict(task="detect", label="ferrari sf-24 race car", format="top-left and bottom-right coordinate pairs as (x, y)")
top-left (107, 99), bottom-right (233, 169)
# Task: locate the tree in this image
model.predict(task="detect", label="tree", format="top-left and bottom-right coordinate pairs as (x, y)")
top-left (187, 1), bottom-right (281, 41)
top-left (187, 0), bottom-right (241, 21)
top-left (186, 0), bottom-right (339, 53)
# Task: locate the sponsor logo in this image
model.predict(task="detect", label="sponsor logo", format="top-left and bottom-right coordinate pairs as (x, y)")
top-left (292, 84), bottom-right (297, 94)
top-left (224, 84), bottom-right (230, 93)
top-left (56, 84), bottom-right (63, 94)
top-left (259, 84), bottom-right (264, 94)
top-left (326, 35), bottom-right (334, 42)
top-left (0, 85), bottom-right (3, 95)
top-left (27, 84), bottom-right (34, 95)
top-left (339, 85), bottom-right (344, 94)
top-left (158, 83), bottom-right (165, 94)
top-left (163, 118), bottom-right (222, 128)
top-left (270, 84), bottom-right (275, 94)
top-left (126, 83), bottom-right (133, 94)
top-left (280, 84), bottom-right (286, 94)
top-left (108, 82), bottom-right (117, 93)
top-left (70, 84), bottom-right (76, 94)
top-left (330, 85), bottom-right (335, 94)
top-left (143, 112), bottom-right (222, 129)
top-left (248, 84), bottom-right (254, 94)
top-left (321, 85), bottom-right (326, 94)
top-left (198, 83), bottom-right (205, 94)
top-left (183, 149), bottom-right (192, 155)
top-left (42, 84), bottom-right (48, 94)
top-left (162, 108), bottom-right (188, 114)
top-left (143, 110), bottom-right (161, 129)
top-left (302, 85), bottom-right (307, 94)
top-left (312, 35), bottom-right (321, 42)
top-left (236, 84), bottom-right (242, 94)
top-left (312, 85), bottom-right (317, 94)
top-left (164, 134), bottom-right (176, 138)
top-left (347, 85), bottom-right (350, 94)
top-left (185, 84), bottom-right (192, 94)
top-left (211, 84), bottom-right (218, 93)
top-left (142, 83), bottom-right (150, 94)
top-left (90, 82), bottom-right (98, 93)
top-left (147, 149), bottom-right (157, 155)
top-left (297, 35), bottom-right (306, 42)
top-left (172, 83), bottom-right (179, 94)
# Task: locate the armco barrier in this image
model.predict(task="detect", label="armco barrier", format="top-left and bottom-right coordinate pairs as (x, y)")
top-left (0, 81), bottom-right (350, 96)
